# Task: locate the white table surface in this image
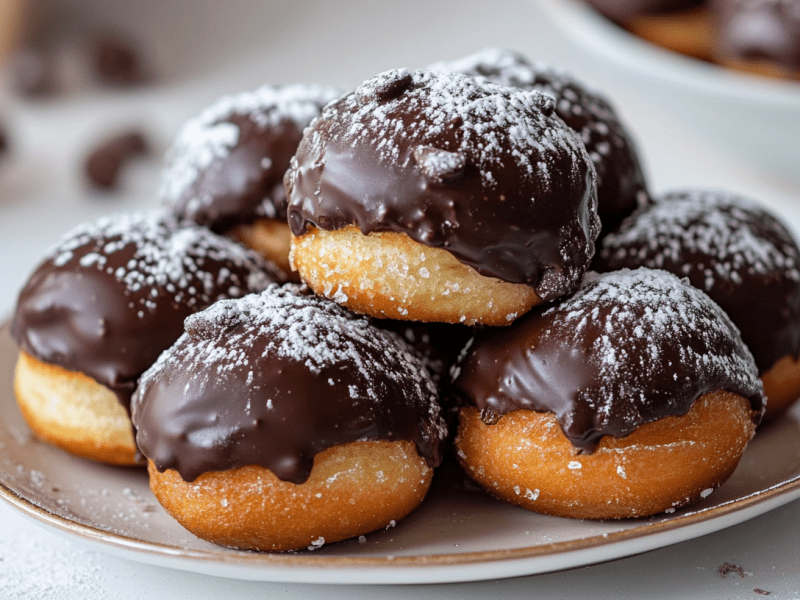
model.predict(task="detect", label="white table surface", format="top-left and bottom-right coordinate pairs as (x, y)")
top-left (2, 0), bottom-right (800, 597)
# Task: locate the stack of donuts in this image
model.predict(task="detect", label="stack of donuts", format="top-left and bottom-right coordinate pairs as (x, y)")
top-left (11, 48), bottom-right (800, 552)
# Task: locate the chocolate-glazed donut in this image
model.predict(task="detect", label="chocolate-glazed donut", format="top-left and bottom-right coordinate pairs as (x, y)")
top-left (453, 268), bottom-right (763, 518)
top-left (161, 84), bottom-right (342, 274)
top-left (585, 0), bottom-right (703, 22)
top-left (712, 0), bottom-right (800, 76)
top-left (132, 284), bottom-right (446, 551)
top-left (286, 68), bottom-right (599, 325)
top-left (597, 190), bottom-right (800, 418)
top-left (431, 48), bottom-right (650, 238)
top-left (12, 210), bottom-right (279, 464)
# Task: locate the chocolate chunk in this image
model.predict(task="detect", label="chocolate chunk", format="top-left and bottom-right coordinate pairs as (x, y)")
top-left (753, 589), bottom-right (771, 596)
top-left (85, 131), bottom-right (149, 190)
top-left (355, 68), bottom-right (413, 105)
top-left (12, 47), bottom-right (59, 98)
top-left (92, 34), bottom-right (147, 86)
top-left (413, 145), bottom-right (467, 184)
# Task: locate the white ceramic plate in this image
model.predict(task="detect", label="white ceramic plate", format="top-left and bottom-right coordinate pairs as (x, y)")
top-left (2, 323), bottom-right (800, 584)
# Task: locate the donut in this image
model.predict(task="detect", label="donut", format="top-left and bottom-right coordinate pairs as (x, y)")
top-left (452, 269), bottom-right (764, 519)
top-left (596, 190), bottom-right (800, 419)
top-left (132, 284), bottom-right (446, 551)
top-left (584, 0), bottom-right (703, 23)
top-left (286, 68), bottom-right (599, 326)
top-left (12, 211), bottom-right (279, 465)
top-left (430, 48), bottom-right (650, 238)
top-left (160, 84), bottom-right (342, 276)
top-left (712, 0), bottom-right (800, 79)
top-left (584, 0), bottom-right (800, 80)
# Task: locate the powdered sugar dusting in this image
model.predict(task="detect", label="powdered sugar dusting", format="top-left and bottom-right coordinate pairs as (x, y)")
top-left (160, 84), bottom-right (342, 212)
top-left (430, 48), bottom-right (645, 205)
top-left (46, 210), bottom-right (273, 315)
top-left (137, 284), bottom-right (445, 440)
top-left (543, 268), bottom-right (763, 427)
top-left (600, 190), bottom-right (800, 291)
top-left (305, 69), bottom-right (590, 193)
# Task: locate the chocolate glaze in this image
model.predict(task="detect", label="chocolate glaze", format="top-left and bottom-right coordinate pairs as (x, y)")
top-left (373, 318), bottom-right (475, 384)
top-left (132, 284), bottom-right (447, 483)
top-left (161, 85), bottom-right (342, 232)
top-left (286, 69), bottom-right (599, 300)
top-left (586, 0), bottom-right (703, 23)
top-left (12, 211), bottom-right (279, 410)
top-left (453, 269), bottom-right (764, 453)
top-left (712, 0), bottom-right (800, 72)
top-left (431, 48), bottom-right (650, 237)
top-left (597, 190), bottom-right (800, 375)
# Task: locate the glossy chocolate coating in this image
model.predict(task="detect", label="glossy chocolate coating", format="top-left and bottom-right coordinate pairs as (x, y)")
top-left (162, 85), bottom-right (342, 232)
top-left (132, 285), bottom-right (447, 483)
top-left (286, 69), bottom-right (599, 300)
top-left (586, 0), bottom-right (703, 22)
top-left (453, 269), bottom-right (764, 453)
top-left (12, 211), bottom-right (278, 409)
top-left (597, 190), bottom-right (800, 375)
top-left (373, 318), bottom-right (475, 385)
top-left (712, 0), bottom-right (800, 72)
top-left (431, 48), bottom-right (650, 237)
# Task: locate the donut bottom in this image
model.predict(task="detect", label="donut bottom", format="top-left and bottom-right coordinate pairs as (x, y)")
top-left (760, 354), bottom-right (800, 421)
top-left (14, 351), bottom-right (138, 466)
top-left (148, 440), bottom-right (433, 552)
top-left (291, 226), bottom-right (541, 326)
top-left (227, 217), bottom-right (295, 280)
top-left (455, 391), bottom-right (757, 519)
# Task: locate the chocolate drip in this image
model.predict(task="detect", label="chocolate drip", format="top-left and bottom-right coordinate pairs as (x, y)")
top-left (712, 0), bottom-right (800, 72)
top-left (597, 190), bottom-right (800, 374)
top-left (132, 285), bottom-right (447, 483)
top-left (12, 212), bottom-right (278, 410)
top-left (430, 48), bottom-right (650, 238)
top-left (286, 69), bottom-right (598, 300)
top-left (453, 269), bottom-right (764, 453)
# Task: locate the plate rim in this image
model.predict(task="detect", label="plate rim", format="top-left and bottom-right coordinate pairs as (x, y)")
top-left (3, 318), bottom-right (800, 581)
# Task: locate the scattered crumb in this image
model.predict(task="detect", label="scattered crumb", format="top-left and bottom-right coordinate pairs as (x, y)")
top-left (719, 562), bottom-right (746, 578)
top-left (753, 589), bottom-right (770, 596)
top-left (307, 537), bottom-right (325, 551)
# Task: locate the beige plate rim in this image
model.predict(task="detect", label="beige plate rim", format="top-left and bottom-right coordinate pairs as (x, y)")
top-left (3, 426), bottom-right (800, 576)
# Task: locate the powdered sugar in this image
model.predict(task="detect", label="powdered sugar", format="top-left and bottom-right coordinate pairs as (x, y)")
top-left (430, 48), bottom-right (645, 204)
top-left (305, 68), bottom-right (589, 192)
top-left (137, 284), bottom-right (444, 437)
top-left (600, 190), bottom-right (800, 291)
top-left (160, 84), bottom-right (342, 214)
top-left (542, 268), bottom-right (763, 426)
top-left (46, 210), bottom-right (274, 316)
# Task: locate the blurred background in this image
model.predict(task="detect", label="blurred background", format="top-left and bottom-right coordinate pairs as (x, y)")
top-left (0, 2), bottom-right (797, 317)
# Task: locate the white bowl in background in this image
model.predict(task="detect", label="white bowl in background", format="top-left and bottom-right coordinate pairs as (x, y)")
top-left (537, 0), bottom-right (800, 188)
